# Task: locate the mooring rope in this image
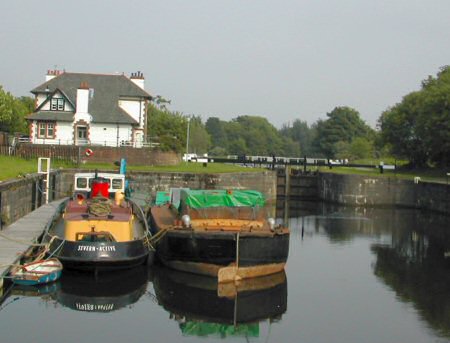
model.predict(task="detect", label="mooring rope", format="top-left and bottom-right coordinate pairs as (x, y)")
top-left (149, 228), bottom-right (169, 246)
top-left (88, 197), bottom-right (112, 216)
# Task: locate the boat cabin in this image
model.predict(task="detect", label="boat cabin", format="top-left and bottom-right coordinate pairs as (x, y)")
top-left (73, 172), bottom-right (126, 199)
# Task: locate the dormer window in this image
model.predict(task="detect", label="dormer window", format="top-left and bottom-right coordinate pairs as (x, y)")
top-left (50, 98), bottom-right (64, 111)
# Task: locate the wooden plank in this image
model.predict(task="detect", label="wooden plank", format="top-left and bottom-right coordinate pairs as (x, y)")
top-left (0, 198), bottom-right (67, 285)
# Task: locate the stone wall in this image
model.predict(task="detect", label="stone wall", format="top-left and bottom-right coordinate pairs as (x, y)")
top-left (0, 170), bottom-right (277, 227)
top-left (2, 169), bottom-right (447, 229)
top-left (126, 171), bottom-right (277, 201)
top-left (317, 173), bottom-right (449, 214)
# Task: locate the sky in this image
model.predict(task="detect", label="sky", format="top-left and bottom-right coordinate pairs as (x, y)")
top-left (1, 0), bottom-right (449, 128)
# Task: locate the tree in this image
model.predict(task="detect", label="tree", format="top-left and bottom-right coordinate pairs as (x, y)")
top-left (314, 106), bottom-right (373, 158)
top-left (0, 86), bottom-right (14, 131)
top-left (205, 117), bottom-right (227, 149)
top-left (146, 103), bottom-right (186, 152)
top-left (0, 86), bottom-right (31, 134)
top-left (187, 116), bottom-right (211, 155)
top-left (280, 119), bottom-right (314, 156)
top-left (379, 66), bottom-right (450, 166)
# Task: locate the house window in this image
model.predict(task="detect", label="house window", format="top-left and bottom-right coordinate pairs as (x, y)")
top-left (37, 122), bottom-right (55, 139)
top-left (38, 123), bottom-right (46, 138)
top-left (77, 127), bottom-right (87, 140)
top-left (50, 98), bottom-right (64, 111)
top-left (47, 123), bottom-right (54, 137)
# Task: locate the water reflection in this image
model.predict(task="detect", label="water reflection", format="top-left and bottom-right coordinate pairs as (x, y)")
top-left (370, 214), bottom-right (450, 337)
top-left (283, 200), bottom-right (450, 339)
top-left (152, 266), bottom-right (287, 338)
top-left (53, 266), bottom-right (148, 312)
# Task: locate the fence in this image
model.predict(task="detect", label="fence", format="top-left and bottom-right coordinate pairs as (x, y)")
top-left (0, 144), bottom-right (80, 163)
top-left (0, 143), bottom-right (180, 166)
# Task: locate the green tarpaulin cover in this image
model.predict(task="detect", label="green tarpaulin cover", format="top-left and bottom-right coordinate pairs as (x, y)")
top-left (155, 191), bottom-right (171, 205)
top-left (180, 189), bottom-right (265, 209)
top-left (180, 322), bottom-right (259, 337)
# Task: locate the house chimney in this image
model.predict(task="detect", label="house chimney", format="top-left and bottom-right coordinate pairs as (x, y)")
top-left (75, 82), bottom-right (90, 118)
top-left (45, 69), bottom-right (63, 82)
top-left (130, 71), bottom-right (145, 90)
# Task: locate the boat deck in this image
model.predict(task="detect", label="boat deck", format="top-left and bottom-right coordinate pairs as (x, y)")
top-left (0, 198), bottom-right (67, 287)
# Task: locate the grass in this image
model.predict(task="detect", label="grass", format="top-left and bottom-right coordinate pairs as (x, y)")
top-left (0, 156), bottom-right (266, 181)
top-left (316, 165), bottom-right (449, 183)
top-left (0, 155), bottom-right (447, 183)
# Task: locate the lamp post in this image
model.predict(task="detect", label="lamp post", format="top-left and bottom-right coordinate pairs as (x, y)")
top-left (185, 116), bottom-right (191, 159)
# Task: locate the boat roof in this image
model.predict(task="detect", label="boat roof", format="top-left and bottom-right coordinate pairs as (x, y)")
top-left (74, 172), bottom-right (125, 179)
top-left (180, 189), bottom-right (265, 209)
top-left (74, 172), bottom-right (126, 193)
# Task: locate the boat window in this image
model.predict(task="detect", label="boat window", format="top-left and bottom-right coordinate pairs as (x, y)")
top-left (76, 178), bottom-right (88, 189)
top-left (111, 178), bottom-right (123, 190)
top-left (76, 232), bottom-right (116, 242)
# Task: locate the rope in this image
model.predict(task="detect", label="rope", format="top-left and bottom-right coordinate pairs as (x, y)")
top-left (33, 236), bottom-right (59, 261)
top-left (88, 197), bottom-right (112, 216)
top-left (149, 228), bottom-right (169, 246)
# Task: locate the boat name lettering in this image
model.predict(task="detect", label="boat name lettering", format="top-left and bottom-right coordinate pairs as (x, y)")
top-left (77, 246), bottom-right (116, 252)
top-left (75, 303), bottom-right (114, 311)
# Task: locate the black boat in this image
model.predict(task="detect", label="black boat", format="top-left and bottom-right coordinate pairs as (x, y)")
top-left (149, 189), bottom-right (289, 282)
top-left (43, 167), bottom-right (154, 271)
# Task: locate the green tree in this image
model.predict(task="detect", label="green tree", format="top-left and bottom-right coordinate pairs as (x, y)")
top-left (232, 116), bottom-right (285, 155)
top-left (280, 119), bottom-right (314, 156)
top-left (314, 106), bottom-right (373, 158)
top-left (379, 66), bottom-right (450, 166)
top-left (0, 86), bottom-right (14, 131)
top-left (349, 137), bottom-right (373, 160)
top-left (146, 103), bottom-right (186, 152)
top-left (188, 116), bottom-right (211, 155)
top-left (0, 86), bottom-right (31, 134)
top-left (205, 117), bottom-right (227, 150)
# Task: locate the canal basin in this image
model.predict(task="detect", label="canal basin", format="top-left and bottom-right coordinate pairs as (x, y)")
top-left (0, 202), bottom-right (449, 343)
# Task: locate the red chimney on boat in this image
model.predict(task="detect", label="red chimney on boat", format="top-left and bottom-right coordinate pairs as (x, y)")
top-left (91, 178), bottom-right (109, 198)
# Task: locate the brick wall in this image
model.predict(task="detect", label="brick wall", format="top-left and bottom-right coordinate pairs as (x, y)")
top-left (80, 147), bottom-right (179, 165)
top-left (11, 144), bottom-right (180, 166)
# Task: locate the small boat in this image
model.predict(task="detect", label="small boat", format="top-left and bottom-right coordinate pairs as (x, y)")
top-left (149, 189), bottom-right (290, 282)
top-left (43, 160), bottom-right (154, 270)
top-left (11, 258), bottom-right (63, 286)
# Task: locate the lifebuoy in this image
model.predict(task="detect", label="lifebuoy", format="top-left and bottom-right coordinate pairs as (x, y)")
top-left (85, 148), bottom-right (93, 157)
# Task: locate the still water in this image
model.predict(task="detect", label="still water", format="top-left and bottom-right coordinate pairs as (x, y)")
top-left (1, 202), bottom-right (449, 343)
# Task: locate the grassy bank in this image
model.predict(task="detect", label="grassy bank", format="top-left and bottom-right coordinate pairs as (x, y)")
top-left (0, 156), bottom-right (447, 183)
top-left (0, 156), bottom-right (266, 181)
top-left (315, 165), bottom-right (448, 183)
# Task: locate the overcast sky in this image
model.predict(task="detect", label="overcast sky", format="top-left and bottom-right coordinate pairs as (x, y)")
top-left (1, 0), bottom-right (449, 128)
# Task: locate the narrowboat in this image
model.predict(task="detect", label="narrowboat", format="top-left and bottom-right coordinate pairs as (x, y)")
top-left (43, 168), bottom-right (154, 270)
top-left (149, 189), bottom-right (289, 282)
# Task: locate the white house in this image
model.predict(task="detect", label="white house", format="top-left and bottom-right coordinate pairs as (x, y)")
top-left (27, 70), bottom-right (152, 147)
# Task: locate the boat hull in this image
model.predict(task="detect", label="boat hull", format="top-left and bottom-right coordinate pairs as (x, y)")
top-left (154, 229), bottom-right (289, 280)
top-left (13, 270), bottom-right (62, 286)
top-left (48, 238), bottom-right (152, 271)
top-left (11, 258), bottom-right (63, 286)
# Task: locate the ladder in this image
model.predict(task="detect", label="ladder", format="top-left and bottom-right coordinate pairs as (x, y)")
top-left (37, 157), bottom-right (51, 205)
